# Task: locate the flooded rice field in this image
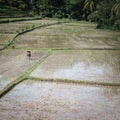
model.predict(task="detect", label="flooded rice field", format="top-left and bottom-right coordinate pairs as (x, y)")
top-left (0, 33), bottom-right (15, 44)
top-left (0, 80), bottom-right (120, 120)
top-left (0, 19), bottom-right (59, 45)
top-left (0, 19), bottom-right (56, 33)
top-left (0, 19), bottom-right (120, 120)
top-left (0, 23), bottom-right (30, 33)
top-left (0, 49), bottom-right (47, 89)
top-left (14, 22), bottom-right (120, 49)
top-left (30, 50), bottom-right (120, 83)
top-left (20, 19), bottom-right (59, 25)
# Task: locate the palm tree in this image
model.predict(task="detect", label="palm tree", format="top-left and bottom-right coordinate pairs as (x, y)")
top-left (112, 0), bottom-right (120, 17)
top-left (82, 0), bottom-right (96, 20)
top-left (83, 0), bottom-right (95, 12)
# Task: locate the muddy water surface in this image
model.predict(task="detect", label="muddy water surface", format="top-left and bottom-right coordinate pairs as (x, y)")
top-left (0, 80), bottom-right (120, 120)
top-left (14, 22), bottom-right (120, 49)
top-left (0, 50), bottom-right (47, 90)
top-left (31, 50), bottom-right (120, 83)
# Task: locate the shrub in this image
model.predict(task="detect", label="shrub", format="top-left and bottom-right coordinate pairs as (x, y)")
top-left (31, 25), bottom-right (35, 29)
top-left (88, 11), bottom-right (100, 22)
top-left (28, 11), bottom-right (36, 17)
top-left (113, 20), bottom-right (120, 30)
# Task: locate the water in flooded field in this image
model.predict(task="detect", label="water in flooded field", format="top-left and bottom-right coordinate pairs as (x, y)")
top-left (0, 20), bottom-right (120, 120)
top-left (0, 50), bottom-right (47, 90)
top-left (0, 80), bottom-right (120, 120)
top-left (0, 80), bottom-right (11, 91)
top-left (14, 22), bottom-right (120, 49)
top-left (30, 50), bottom-right (120, 83)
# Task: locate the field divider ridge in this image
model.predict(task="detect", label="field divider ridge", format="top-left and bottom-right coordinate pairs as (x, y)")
top-left (0, 49), bottom-right (52, 98)
top-left (29, 77), bottom-right (120, 87)
top-left (0, 21), bottom-right (70, 51)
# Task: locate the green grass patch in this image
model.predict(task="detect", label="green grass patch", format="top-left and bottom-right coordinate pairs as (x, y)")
top-left (29, 77), bottom-right (120, 87)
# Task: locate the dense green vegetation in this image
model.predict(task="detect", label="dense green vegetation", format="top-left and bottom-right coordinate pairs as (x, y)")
top-left (0, 0), bottom-right (120, 30)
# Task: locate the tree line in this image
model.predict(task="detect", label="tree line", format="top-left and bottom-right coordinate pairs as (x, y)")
top-left (0, 0), bottom-right (120, 30)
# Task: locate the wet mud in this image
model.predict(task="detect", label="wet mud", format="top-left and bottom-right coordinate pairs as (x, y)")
top-left (0, 80), bottom-right (120, 120)
top-left (31, 50), bottom-right (120, 83)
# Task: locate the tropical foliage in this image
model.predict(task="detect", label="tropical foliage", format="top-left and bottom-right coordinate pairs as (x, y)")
top-left (0, 0), bottom-right (120, 30)
top-left (112, 0), bottom-right (120, 17)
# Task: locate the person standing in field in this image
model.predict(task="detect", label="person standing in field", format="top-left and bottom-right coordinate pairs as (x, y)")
top-left (27, 51), bottom-right (31, 60)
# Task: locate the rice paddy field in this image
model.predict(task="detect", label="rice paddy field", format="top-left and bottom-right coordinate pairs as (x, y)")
top-left (0, 18), bottom-right (120, 120)
top-left (14, 21), bottom-right (120, 49)
top-left (0, 19), bottom-right (59, 48)
top-left (30, 50), bottom-right (120, 83)
top-left (0, 49), bottom-right (46, 90)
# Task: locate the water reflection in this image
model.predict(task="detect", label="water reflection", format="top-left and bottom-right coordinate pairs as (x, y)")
top-left (53, 62), bottom-right (111, 79)
top-left (31, 51), bottom-right (120, 83)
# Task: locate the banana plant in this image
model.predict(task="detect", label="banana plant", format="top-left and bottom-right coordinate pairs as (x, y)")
top-left (112, 0), bottom-right (120, 17)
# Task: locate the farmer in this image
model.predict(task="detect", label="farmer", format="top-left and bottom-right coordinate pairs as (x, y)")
top-left (27, 51), bottom-right (31, 60)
